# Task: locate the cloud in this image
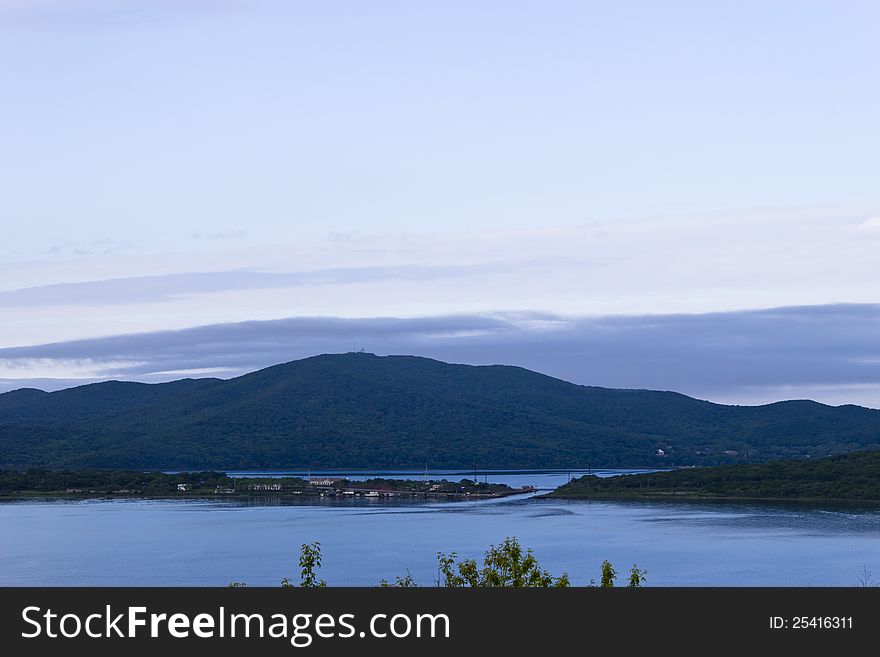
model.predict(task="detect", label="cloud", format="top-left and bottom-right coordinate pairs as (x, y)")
top-left (2, 304), bottom-right (879, 407)
top-left (858, 217), bottom-right (880, 230)
top-left (45, 239), bottom-right (136, 258)
top-left (0, 260), bottom-right (559, 308)
top-left (5, 205), bottom-right (880, 347)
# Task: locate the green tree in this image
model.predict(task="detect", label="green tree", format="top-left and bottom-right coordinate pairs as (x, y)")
top-left (236, 538), bottom-right (645, 589)
top-left (600, 560), bottom-right (617, 587)
top-left (282, 542), bottom-right (327, 587)
top-left (628, 565), bottom-right (647, 587)
top-left (436, 537), bottom-right (570, 587)
top-left (379, 572), bottom-right (418, 587)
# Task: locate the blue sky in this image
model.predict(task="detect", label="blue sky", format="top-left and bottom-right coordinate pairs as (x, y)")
top-left (1, 1), bottom-right (879, 405)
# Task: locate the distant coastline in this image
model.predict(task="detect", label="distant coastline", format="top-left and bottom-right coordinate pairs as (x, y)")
top-left (544, 450), bottom-right (880, 504)
top-left (0, 469), bottom-right (533, 502)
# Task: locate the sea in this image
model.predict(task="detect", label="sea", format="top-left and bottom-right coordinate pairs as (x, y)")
top-left (1, 469), bottom-right (878, 586)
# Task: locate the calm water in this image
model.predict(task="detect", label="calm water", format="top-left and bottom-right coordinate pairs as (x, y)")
top-left (1, 469), bottom-right (878, 587)
top-left (217, 468), bottom-right (637, 489)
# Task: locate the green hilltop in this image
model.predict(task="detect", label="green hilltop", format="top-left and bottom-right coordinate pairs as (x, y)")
top-left (547, 449), bottom-right (880, 502)
top-left (1, 352), bottom-right (879, 469)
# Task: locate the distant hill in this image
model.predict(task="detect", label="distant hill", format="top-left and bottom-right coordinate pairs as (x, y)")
top-left (1, 352), bottom-right (879, 469)
top-left (546, 449), bottom-right (880, 503)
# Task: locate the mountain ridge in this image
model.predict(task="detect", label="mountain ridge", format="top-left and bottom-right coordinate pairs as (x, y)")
top-left (1, 352), bottom-right (879, 469)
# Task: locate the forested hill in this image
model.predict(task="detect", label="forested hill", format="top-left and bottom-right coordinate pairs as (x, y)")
top-left (546, 450), bottom-right (880, 502)
top-left (1, 352), bottom-right (880, 470)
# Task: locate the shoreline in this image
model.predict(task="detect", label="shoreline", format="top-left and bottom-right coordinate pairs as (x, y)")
top-left (537, 491), bottom-right (880, 506)
top-left (0, 486), bottom-right (537, 503)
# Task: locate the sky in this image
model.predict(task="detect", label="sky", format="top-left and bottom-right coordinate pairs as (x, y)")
top-left (1, 0), bottom-right (879, 406)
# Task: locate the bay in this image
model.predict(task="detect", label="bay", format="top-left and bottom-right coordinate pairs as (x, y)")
top-left (1, 469), bottom-right (878, 587)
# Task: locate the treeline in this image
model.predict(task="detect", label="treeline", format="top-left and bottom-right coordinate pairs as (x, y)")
top-left (356, 477), bottom-right (512, 495)
top-left (230, 538), bottom-right (647, 588)
top-left (0, 469), bottom-right (286, 496)
top-left (548, 449), bottom-right (880, 502)
top-left (0, 468), bottom-right (515, 498)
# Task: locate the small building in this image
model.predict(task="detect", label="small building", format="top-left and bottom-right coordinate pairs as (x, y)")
top-left (309, 477), bottom-right (346, 487)
top-left (248, 483), bottom-right (282, 491)
top-left (656, 449), bottom-right (666, 456)
top-left (177, 483), bottom-right (191, 492)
